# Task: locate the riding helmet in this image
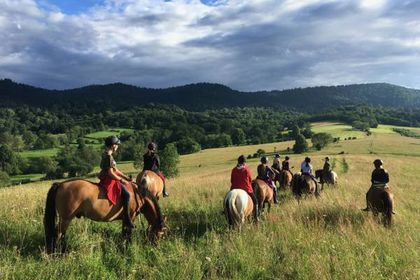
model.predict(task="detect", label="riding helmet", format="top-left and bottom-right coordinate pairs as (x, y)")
top-left (285, 156), bottom-right (290, 160)
top-left (373, 159), bottom-right (383, 166)
top-left (105, 135), bottom-right (121, 147)
top-left (261, 156), bottom-right (268, 164)
top-left (275, 153), bottom-right (280, 158)
top-left (148, 142), bottom-right (157, 151)
top-left (325, 157), bottom-right (330, 161)
top-left (305, 157), bottom-right (311, 163)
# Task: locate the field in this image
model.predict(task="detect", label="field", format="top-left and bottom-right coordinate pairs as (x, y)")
top-left (1, 123), bottom-right (420, 279)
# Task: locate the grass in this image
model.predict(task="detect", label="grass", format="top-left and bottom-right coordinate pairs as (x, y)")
top-left (84, 128), bottom-right (134, 140)
top-left (0, 123), bottom-right (420, 279)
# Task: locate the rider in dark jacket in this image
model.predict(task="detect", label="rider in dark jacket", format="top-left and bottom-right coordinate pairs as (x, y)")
top-left (257, 156), bottom-right (279, 204)
top-left (362, 159), bottom-right (390, 211)
top-left (143, 142), bottom-right (169, 197)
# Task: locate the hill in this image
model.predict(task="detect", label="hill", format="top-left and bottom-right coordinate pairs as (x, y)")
top-left (0, 125), bottom-right (419, 279)
top-left (1, 79), bottom-right (420, 111)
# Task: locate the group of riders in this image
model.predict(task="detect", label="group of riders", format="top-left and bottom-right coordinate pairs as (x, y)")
top-left (99, 135), bottom-right (391, 227)
top-left (229, 153), bottom-right (391, 223)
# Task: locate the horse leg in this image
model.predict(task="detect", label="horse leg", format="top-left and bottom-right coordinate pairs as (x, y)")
top-left (57, 218), bottom-right (71, 254)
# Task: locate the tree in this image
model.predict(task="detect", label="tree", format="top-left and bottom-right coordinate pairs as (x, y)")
top-left (311, 133), bottom-right (333, 150)
top-left (0, 171), bottom-right (10, 187)
top-left (160, 143), bottom-right (180, 178)
top-left (0, 145), bottom-right (21, 175)
top-left (352, 121), bottom-right (370, 132)
top-left (293, 133), bottom-right (308, 154)
top-left (176, 137), bottom-right (201, 154)
top-left (231, 128), bottom-right (246, 145)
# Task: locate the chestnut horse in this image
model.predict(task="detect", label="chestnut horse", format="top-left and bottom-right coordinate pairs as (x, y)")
top-left (366, 186), bottom-right (394, 227)
top-left (44, 179), bottom-right (166, 254)
top-left (292, 173), bottom-right (319, 200)
top-left (223, 189), bottom-right (254, 228)
top-left (136, 170), bottom-right (164, 199)
top-left (252, 179), bottom-right (274, 217)
top-left (278, 170), bottom-right (293, 190)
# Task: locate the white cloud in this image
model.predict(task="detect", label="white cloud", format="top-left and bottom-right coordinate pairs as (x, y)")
top-left (0, 0), bottom-right (419, 90)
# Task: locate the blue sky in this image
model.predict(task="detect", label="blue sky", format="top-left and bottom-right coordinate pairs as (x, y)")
top-left (1, 0), bottom-right (420, 91)
top-left (40, 0), bottom-right (104, 14)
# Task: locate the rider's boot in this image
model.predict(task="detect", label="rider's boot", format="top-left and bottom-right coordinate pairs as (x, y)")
top-left (163, 183), bottom-right (169, 197)
top-left (273, 186), bottom-right (279, 204)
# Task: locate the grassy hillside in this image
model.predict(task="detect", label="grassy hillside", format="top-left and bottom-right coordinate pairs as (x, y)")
top-left (1, 125), bottom-right (419, 279)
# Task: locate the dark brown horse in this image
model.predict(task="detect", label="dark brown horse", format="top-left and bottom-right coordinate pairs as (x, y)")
top-left (366, 186), bottom-right (394, 227)
top-left (278, 170), bottom-right (293, 190)
top-left (136, 170), bottom-right (164, 199)
top-left (44, 179), bottom-right (166, 254)
top-left (292, 173), bottom-right (319, 200)
top-left (252, 179), bottom-right (274, 217)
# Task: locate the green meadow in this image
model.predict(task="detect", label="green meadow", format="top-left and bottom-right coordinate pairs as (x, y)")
top-left (1, 123), bottom-right (419, 279)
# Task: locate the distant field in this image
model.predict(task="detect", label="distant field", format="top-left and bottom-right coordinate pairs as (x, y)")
top-left (311, 122), bottom-right (367, 138)
top-left (19, 148), bottom-right (59, 158)
top-left (84, 128), bottom-right (134, 139)
top-left (1, 123), bottom-right (419, 279)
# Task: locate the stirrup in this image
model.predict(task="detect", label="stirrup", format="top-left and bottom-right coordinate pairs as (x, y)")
top-left (163, 191), bottom-right (169, 197)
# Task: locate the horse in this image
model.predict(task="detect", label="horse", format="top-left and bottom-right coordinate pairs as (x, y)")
top-left (315, 169), bottom-right (338, 190)
top-left (278, 170), bottom-right (293, 190)
top-left (291, 172), bottom-right (319, 200)
top-left (44, 179), bottom-right (166, 254)
top-left (252, 179), bottom-right (274, 217)
top-left (223, 189), bottom-right (254, 228)
top-left (136, 170), bottom-right (164, 199)
top-left (366, 186), bottom-right (394, 227)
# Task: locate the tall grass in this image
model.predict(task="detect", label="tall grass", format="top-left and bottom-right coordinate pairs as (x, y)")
top-left (0, 130), bottom-right (419, 279)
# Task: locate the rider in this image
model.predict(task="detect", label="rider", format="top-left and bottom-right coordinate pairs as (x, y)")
top-left (282, 156), bottom-right (293, 177)
top-left (362, 159), bottom-right (390, 212)
top-left (98, 135), bottom-right (135, 228)
top-left (143, 142), bottom-right (169, 197)
top-left (300, 157), bottom-right (319, 194)
top-left (257, 156), bottom-right (279, 204)
top-left (272, 154), bottom-right (281, 173)
top-left (230, 155), bottom-right (259, 222)
top-left (322, 157), bottom-right (332, 182)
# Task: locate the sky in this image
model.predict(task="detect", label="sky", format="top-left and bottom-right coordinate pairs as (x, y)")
top-left (1, 0), bottom-right (420, 91)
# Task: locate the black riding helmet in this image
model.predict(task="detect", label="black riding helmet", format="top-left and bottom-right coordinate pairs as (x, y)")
top-left (105, 135), bottom-right (121, 147)
top-left (261, 156), bottom-right (268, 164)
top-left (373, 159), bottom-right (383, 166)
top-left (285, 156), bottom-right (290, 160)
top-left (238, 155), bottom-right (246, 164)
top-left (325, 157), bottom-right (330, 161)
top-left (305, 157), bottom-right (311, 163)
top-left (275, 153), bottom-right (280, 158)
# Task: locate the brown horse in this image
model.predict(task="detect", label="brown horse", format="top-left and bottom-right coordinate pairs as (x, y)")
top-left (44, 179), bottom-right (166, 254)
top-left (136, 170), bottom-right (164, 199)
top-left (278, 170), bottom-right (293, 190)
top-left (292, 173), bottom-right (319, 200)
top-left (252, 179), bottom-right (274, 217)
top-left (366, 186), bottom-right (394, 227)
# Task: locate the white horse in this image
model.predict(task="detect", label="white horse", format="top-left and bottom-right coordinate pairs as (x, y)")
top-left (223, 189), bottom-right (254, 228)
top-left (315, 169), bottom-right (338, 190)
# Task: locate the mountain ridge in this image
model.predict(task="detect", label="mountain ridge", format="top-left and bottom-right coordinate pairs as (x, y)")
top-left (1, 78), bottom-right (419, 111)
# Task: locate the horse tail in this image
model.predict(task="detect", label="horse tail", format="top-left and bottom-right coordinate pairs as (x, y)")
top-left (44, 182), bottom-right (60, 254)
top-left (224, 194), bottom-right (234, 226)
top-left (292, 174), bottom-right (300, 197)
top-left (382, 191), bottom-right (393, 227)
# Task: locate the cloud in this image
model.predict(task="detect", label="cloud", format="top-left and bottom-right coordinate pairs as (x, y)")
top-left (0, 0), bottom-right (419, 91)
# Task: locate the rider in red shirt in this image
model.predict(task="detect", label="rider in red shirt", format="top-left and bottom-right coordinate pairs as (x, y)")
top-left (230, 155), bottom-right (259, 222)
